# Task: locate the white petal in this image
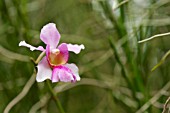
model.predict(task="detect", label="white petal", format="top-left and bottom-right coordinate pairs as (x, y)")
top-left (36, 57), bottom-right (52, 82)
top-left (19, 41), bottom-right (45, 51)
top-left (67, 44), bottom-right (85, 54)
top-left (40, 23), bottom-right (60, 48)
top-left (65, 63), bottom-right (80, 81)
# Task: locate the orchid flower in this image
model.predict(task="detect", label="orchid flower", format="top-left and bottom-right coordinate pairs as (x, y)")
top-left (19, 23), bottom-right (85, 83)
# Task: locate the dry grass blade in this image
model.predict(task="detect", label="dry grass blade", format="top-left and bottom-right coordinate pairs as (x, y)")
top-left (136, 81), bottom-right (170, 113)
top-left (113, 0), bottom-right (129, 11)
top-left (162, 97), bottom-right (170, 113)
top-left (54, 78), bottom-right (114, 93)
top-left (0, 45), bottom-right (30, 62)
top-left (3, 51), bottom-right (45, 113)
top-left (151, 49), bottom-right (170, 71)
top-left (138, 32), bottom-right (170, 44)
top-left (29, 93), bottom-right (51, 113)
top-left (3, 72), bottom-right (36, 113)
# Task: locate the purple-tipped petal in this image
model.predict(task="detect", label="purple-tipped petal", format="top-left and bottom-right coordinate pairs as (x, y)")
top-left (51, 66), bottom-right (74, 83)
top-left (65, 63), bottom-right (80, 81)
top-left (36, 57), bottom-right (52, 82)
top-left (19, 41), bottom-right (45, 51)
top-left (58, 70), bottom-right (74, 82)
top-left (40, 23), bottom-right (60, 48)
top-left (67, 44), bottom-right (85, 54)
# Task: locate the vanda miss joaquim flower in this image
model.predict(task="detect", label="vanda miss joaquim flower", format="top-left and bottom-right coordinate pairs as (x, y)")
top-left (19, 23), bottom-right (85, 83)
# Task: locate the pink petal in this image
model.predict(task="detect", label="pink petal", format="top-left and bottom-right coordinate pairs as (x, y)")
top-left (36, 57), bottom-right (52, 82)
top-left (45, 45), bottom-right (50, 62)
top-left (64, 63), bottom-right (80, 81)
top-left (58, 43), bottom-right (69, 63)
top-left (51, 68), bottom-right (59, 82)
top-left (67, 44), bottom-right (85, 54)
top-left (58, 70), bottom-right (74, 82)
top-left (40, 23), bottom-right (60, 48)
top-left (51, 66), bottom-right (74, 83)
top-left (19, 41), bottom-right (45, 51)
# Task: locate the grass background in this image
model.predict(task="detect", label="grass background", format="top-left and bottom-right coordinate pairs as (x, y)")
top-left (0, 0), bottom-right (170, 113)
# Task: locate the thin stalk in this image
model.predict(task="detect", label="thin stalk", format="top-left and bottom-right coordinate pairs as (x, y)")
top-left (151, 49), bottom-right (170, 71)
top-left (162, 97), bottom-right (170, 113)
top-left (46, 80), bottom-right (65, 113)
top-left (4, 71), bottom-right (36, 113)
top-left (138, 32), bottom-right (170, 44)
top-left (3, 51), bottom-right (45, 113)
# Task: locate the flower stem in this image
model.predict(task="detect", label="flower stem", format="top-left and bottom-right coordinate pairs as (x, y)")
top-left (46, 80), bottom-right (65, 113)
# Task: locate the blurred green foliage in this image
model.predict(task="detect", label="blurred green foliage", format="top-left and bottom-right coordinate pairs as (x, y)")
top-left (0, 0), bottom-right (170, 113)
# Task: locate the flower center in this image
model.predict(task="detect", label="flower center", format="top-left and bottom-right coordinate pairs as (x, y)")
top-left (49, 49), bottom-right (67, 66)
